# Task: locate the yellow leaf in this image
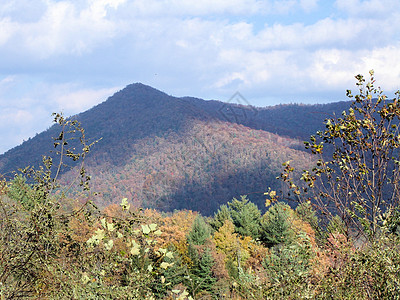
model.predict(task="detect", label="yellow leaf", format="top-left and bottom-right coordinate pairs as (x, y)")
top-left (147, 264), bottom-right (153, 272)
top-left (149, 223), bottom-right (157, 231)
top-left (130, 240), bottom-right (140, 255)
top-left (142, 224), bottom-right (150, 234)
top-left (107, 222), bottom-right (115, 232)
top-left (104, 239), bottom-right (114, 251)
top-left (160, 262), bottom-right (174, 269)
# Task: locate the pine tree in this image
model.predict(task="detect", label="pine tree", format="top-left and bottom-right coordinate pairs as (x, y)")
top-left (228, 195), bottom-right (261, 239)
top-left (260, 202), bottom-right (294, 247)
top-left (187, 215), bottom-right (211, 245)
top-left (209, 204), bottom-right (232, 231)
top-left (187, 247), bottom-right (216, 296)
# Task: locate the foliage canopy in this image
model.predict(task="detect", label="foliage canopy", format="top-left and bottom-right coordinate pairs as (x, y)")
top-left (283, 70), bottom-right (400, 241)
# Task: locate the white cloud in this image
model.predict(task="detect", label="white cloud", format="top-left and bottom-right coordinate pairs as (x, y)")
top-left (300, 0), bottom-right (319, 12)
top-left (0, 18), bottom-right (16, 46)
top-left (303, 43), bottom-right (400, 93)
top-left (0, 104), bottom-right (51, 154)
top-left (52, 86), bottom-right (121, 113)
top-left (1, 0), bottom-right (400, 152)
top-left (124, 0), bottom-right (271, 16)
top-left (362, 45), bottom-right (400, 91)
top-left (335, 0), bottom-right (400, 17)
top-left (0, 0), bottom-right (127, 58)
top-left (0, 77), bottom-right (121, 153)
top-left (0, 75), bottom-right (15, 86)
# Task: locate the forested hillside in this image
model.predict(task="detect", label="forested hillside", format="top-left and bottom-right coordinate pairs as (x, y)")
top-left (0, 83), bottom-right (349, 214)
top-left (67, 120), bottom-right (313, 214)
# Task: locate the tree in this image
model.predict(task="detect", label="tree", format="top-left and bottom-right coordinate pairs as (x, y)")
top-left (227, 195), bottom-right (261, 239)
top-left (213, 219), bottom-right (251, 279)
top-left (7, 174), bottom-right (34, 208)
top-left (282, 70), bottom-right (400, 241)
top-left (262, 232), bottom-right (314, 299)
top-left (187, 215), bottom-right (211, 245)
top-left (260, 202), bottom-right (294, 247)
top-left (186, 247), bottom-right (216, 297)
top-left (209, 204), bottom-right (232, 231)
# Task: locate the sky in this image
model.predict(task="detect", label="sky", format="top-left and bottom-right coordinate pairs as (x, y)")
top-left (0, 0), bottom-right (400, 154)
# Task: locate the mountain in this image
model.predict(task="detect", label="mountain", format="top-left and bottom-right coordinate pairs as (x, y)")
top-left (0, 83), bottom-right (351, 215)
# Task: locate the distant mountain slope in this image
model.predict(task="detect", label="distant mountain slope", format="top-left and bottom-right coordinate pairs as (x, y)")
top-left (0, 83), bottom-right (350, 175)
top-left (62, 119), bottom-right (313, 215)
top-left (0, 83), bottom-right (214, 176)
top-left (0, 83), bottom-right (351, 214)
top-left (187, 96), bottom-right (351, 141)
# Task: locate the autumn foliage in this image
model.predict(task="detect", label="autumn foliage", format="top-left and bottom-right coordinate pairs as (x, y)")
top-left (2, 73), bottom-right (400, 299)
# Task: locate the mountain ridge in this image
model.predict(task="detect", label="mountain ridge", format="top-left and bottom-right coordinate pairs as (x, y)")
top-left (0, 83), bottom-right (352, 214)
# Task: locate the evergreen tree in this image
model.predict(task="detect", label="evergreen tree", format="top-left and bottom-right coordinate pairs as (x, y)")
top-left (187, 247), bottom-right (216, 297)
top-left (187, 215), bottom-right (211, 245)
top-left (228, 195), bottom-right (261, 239)
top-left (295, 202), bottom-right (318, 229)
top-left (262, 232), bottom-right (314, 298)
top-left (260, 202), bottom-right (294, 247)
top-left (209, 204), bottom-right (232, 231)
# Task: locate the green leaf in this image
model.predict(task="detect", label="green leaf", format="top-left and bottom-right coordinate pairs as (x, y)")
top-left (81, 273), bottom-right (90, 284)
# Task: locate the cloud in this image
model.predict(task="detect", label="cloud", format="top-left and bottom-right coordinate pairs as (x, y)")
top-left (0, 75), bottom-right (15, 85)
top-left (335, 0), bottom-right (400, 17)
top-left (362, 45), bottom-right (400, 91)
top-left (300, 0), bottom-right (319, 12)
top-left (0, 104), bottom-right (51, 154)
top-left (52, 86), bottom-right (121, 114)
top-left (0, 0), bottom-right (127, 59)
top-left (1, 0), bottom-right (400, 152)
top-left (0, 18), bottom-right (16, 46)
top-left (0, 74), bottom-right (121, 153)
top-left (123, 0), bottom-right (271, 16)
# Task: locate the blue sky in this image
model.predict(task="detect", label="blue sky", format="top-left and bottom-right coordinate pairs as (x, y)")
top-left (0, 0), bottom-right (400, 154)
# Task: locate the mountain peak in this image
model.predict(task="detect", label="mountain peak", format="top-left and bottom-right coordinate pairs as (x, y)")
top-left (114, 82), bottom-right (169, 100)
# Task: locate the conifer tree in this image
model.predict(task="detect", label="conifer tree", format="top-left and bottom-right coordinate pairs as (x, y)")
top-left (228, 195), bottom-right (261, 239)
top-left (260, 202), bottom-right (294, 247)
top-left (210, 204), bottom-right (232, 231)
top-left (186, 245), bottom-right (216, 297)
top-left (187, 215), bottom-right (211, 245)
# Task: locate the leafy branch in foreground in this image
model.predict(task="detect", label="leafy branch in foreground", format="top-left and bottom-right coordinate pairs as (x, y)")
top-left (281, 70), bottom-right (400, 241)
top-left (0, 113), bottom-right (185, 299)
top-left (0, 113), bottom-right (100, 298)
